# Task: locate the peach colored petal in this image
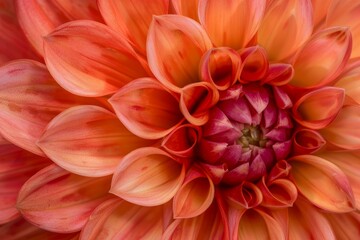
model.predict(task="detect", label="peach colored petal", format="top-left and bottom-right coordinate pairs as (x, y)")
top-left (292, 87), bottom-right (345, 129)
top-left (109, 78), bottom-right (183, 139)
top-left (173, 167), bottom-right (214, 218)
top-left (320, 105), bottom-right (360, 150)
top-left (0, 60), bottom-right (98, 156)
top-left (80, 198), bottom-right (165, 240)
top-left (292, 128), bottom-right (326, 155)
top-left (324, 212), bottom-right (360, 240)
top-left (0, 217), bottom-right (79, 240)
top-left (37, 105), bottom-right (154, 177)
top-left (335, 59), bottom-right (360, 105)
top-left (171, 0), bottom-right (200, 21)
top-left (0, 143), bottom-right (49, 224)
top-left (180, 82), bottom-right (219, 126)
top-left (200, 47), bottom-right (241, 90)
top-left (225, 182), bottom-right (263, 209)
top-left (258, 0), bottom-right (313, 61)
top-left (291, 27), bottom-right (352, 88)
top-left (236, 208), bottom-right (286, 240)
top-left (317, 150), bottom-right (360, 210)
top-left (17, 164), bottom-right (112, 233)
top-left (147, 14), bottom-right (212, 92)
top-left (198, 0), bottom-right (266, 49)
top-left (288, 197), bottom-right (336, 240)
top-left (311, 0), bottom-right (332, 28)
top-left (111, 147), bottom-right (185, 206)
top-left (289, 155), bottom-right (355, 212)
top-left (163, 203), bottom-right (226, 240)
top-left (44, 20), bottom-right (149, 97)
top-left (98, 0), bottom-right (169, 56)
top-left (326, 0), bottom-right (360, 58)
top-left (239, 46), bottom-right (269, 83)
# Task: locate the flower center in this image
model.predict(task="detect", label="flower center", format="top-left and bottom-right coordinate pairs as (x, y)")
top-left (238, 125), bottom-right (266, 148)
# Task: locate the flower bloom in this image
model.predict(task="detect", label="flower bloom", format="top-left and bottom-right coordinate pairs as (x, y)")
top-left (1, 0), bottom-right (360, 239)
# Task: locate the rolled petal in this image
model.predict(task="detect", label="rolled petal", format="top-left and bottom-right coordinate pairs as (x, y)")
top-left (173, 167), bottom-right (214, 218)
top-left (171, 0), bottom-right (200, 21)
top-left (0, 217), bottom-right (78, 240)
top-left (225, 182), bottom-right (263, 209)
top-left (289, 197), bottom-right (336, 240)
top-left (320, 105), bottom-right (360, 149)
top-left (268, 160), bottom-right (292, 183)
top-left (293, 128), bottom-right (326, 155)
top-left (289, 155), bottom-right (355, 212)
top-left (109, 78), bottom-right (183, 139)
top-left (98, 0), bottom-right (169, 55)
top-left (335, 59), bottom-right (360, 105)
top-left (290, 27), bottom-right (352, 88)
top-left (111, 147), bottom-right (185, 206)
top-left (200, 47), bottom-right (241, 90)
top-left (147, 14), bottom-right (212, 92)
top-left (292, 87), bottom-right (345, 129)
top-left (324, 212), bottom-right (360, 240)
top-left (261, 64), bottom-right (294, 86)
top-left (0, 143), bottom-right (49, 224)
top-left (80, 198), bottom-right (165, 240)
top-left (239, 46), bottom-right (269, 83)
top-left (258, 0), bottom-right (313, 61)
top-left (326, 0), bottom-right (360, 58)
top-left (44, 20), bottom-right (149, 97)
top-left (0, 60), bottom-right (97, 156)
top-left (198, 0), bottom-right (266, 49)
top-left (17, 164), bottom-right (112, 233)
top-left (37, 105), bottom-right (154, 177)
top-left (180, 82), bottom-right (219, 126)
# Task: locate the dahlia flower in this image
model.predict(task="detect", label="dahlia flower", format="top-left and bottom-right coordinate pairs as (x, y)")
top-left (1, 0), bottom-right (360, 239)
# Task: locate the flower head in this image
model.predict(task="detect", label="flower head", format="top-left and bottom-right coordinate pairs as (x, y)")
top-left (1, 0), bottom-right (360, 239)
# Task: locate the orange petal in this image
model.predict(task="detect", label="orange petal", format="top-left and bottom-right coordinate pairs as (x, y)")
top-left (147, 14), bottom-right (212, 92)
top-left (17, 164), bottom-right (112, 233)
top-left (98, 0), bottom-right (169, 56)
top-left (180, 82), bottom-right (219, 126)
top-left (292, 87), bottom-right (345, 129)
top-left (239, 46), bottom-right (269, 83)
top-left (320, 105), bottom-right (360, 149)
top-left (198, 0), bottom-right (266, 49)
top-left (171, 0), bottom-right (200, 21)
top-left (225, 182), bottom-right (263, 209)
top-left (311, 0), bottom-right (332, 28)
top-left (258, 0), bottom-right (313, 61)
top-left (173, 167), bottom-right (214, 218)
top-left (111, 147), bottom-right (185, 206)
top-left (289, 155), bottom-right (355, 212)
top-left (0, 143), bottom-right (49, 224)
top-left (324, 212), bottom-right (360, 240)
top-left (326, 0), bottom-right (360, 58)
top-left (291, 27), bottom-right (352, 88)
top-left (44, 20), bottom-right (149, 97)
top-left (80, 198), bottom-right (165, 240)
top-left (38, 105), bottom-right (154, 177)
top-left (236, 208), bottom-right (286, 240)
top-left (200, 47), bottom-right (241, 90)
top-left (109, 78), bottom-right (183, 139)
top-left (288, 197), bottom-right (336, 240)
top-left (0, 60), bottom-right (98, 155)
top-left (335, 59), bottom-right (360, 105)
top-left (52, 0), bottom-right (102, 22)
top-left (292, 128), bottom-right (326, 155)
top-left (0, 217), bottom-right (79, 240)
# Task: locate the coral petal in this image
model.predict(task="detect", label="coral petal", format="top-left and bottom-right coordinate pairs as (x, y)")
top-left (109, 78), bottom-right (183, 139)
top-left (38, 105), bottom-right (154, 177)
top-left (17, 164), bottom-right (111, 233)
top-left (293, 128), bottom-right (326, 155)
top-left (44, 20), bottom-right (148, 97)
top-left (239, 46), bottom-right (269, 82)
top-left (335, 60), bottom-right (360, 105)
top-left (324, 212), bottom-right (360, 240)
top-left (147, 14), bottom-right (212, 92)
top-left (111, 147), bottom-right (185, 206)
top-left (289, 155), bottom-right (355, 212)
top-left (225, 182), bottom-right (262, 209)
top-left (171, 0), bottom-right (200, 21)
top-left (261, 63), bottom-right (294, 86)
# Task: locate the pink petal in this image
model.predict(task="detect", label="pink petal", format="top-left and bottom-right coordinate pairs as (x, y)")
top-left (0, 60), bottom-right (98, 156)
top-left (293, 128), bottom-right (326, 155)
top-left (17, 164), bottom-right (112, 233)
top-left (37, 105), bottom-right (154, 177)
top-left (320, 105), bottom-right (360, 149)
top-left (80, 198), bottom-right (165, 240)
top-left (198, 0), bottom-right (266, 49)
top-left (173, 167), bottom-right (214, 218)
top-left (293, 87), bottom-right (345, 129)
top-left (98, 0), bottom-right (169, 56)
top-left (273, 86), bottom-right (293, 109)
top-left (289, 155), bottom-right (355, 212)
top-left (258, 0), bottom-right (313, 61)
top-left (291, 27), bottom-right (352, 88)
top-left (44, 20), bottom-right (149, 97)
top-left (147, 14), bottom-right (212, 92)
top-left (243, 84), bottom-right (270, 114)
top-left (109, 78), bottom-right (183, 139)
top-left (261, 63), bottom-right (294, 86)
top-left (171, 0), bottom-right (200, 21)
top-left (111, 147), bottom-right (185, 206)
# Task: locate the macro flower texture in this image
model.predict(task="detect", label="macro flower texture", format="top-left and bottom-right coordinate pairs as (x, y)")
top-left (1, 0), bottom-right (360, 239)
